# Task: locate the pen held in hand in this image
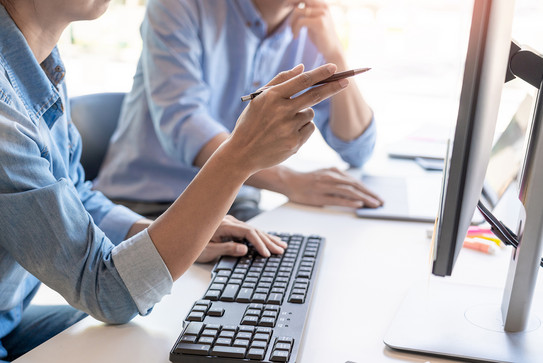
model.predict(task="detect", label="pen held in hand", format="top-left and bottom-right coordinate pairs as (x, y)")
top-left (241, 67), bottom-right (371, 102)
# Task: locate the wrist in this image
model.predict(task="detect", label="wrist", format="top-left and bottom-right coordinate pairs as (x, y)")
top-left (324, 49), bottom-right (348, 71)
top-left (213, 139), bottom-right (255, 181)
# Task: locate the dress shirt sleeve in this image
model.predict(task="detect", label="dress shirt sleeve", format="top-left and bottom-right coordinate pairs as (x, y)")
top-left (0, 115), bottom-right (172, 323)
top-left (313, 99), bottom-right (377, 168)
top-left (141, 0), bottom-right (229, 166)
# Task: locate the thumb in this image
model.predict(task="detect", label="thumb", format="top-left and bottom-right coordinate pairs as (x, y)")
top-left (196, 241), bottom-right (248, 263)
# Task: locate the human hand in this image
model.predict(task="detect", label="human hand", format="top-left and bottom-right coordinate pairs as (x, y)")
top-left (283, 167), bottom-right (384, 208)
top-left (195, 215), bottom-right (288, 263)
top-left (222, 63), bottom-right (348, 175)
top-left (289, 1), bottom-right (344, 63)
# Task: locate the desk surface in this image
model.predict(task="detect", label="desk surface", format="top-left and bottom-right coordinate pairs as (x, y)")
top-left (15, 194), bottom-right (541, 363)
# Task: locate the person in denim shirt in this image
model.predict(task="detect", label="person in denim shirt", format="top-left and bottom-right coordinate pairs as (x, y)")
top-left (0, 0), bottom-right (349, 360)
top-left (94, 0), bottom-right (384, 221)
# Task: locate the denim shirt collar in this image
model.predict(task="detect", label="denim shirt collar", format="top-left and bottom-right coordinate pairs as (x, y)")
top-left (0, 5), bottom-right (65, 128)
top-left (234, 0), bottom-right (293, 42)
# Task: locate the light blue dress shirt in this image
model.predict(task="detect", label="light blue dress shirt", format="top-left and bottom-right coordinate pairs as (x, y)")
top-left (0, 4), bottom-right (172, 345)
top-left (95, 0), bottom-right (377, 202)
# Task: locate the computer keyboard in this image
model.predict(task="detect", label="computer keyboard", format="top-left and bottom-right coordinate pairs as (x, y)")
top-left (169, 232), bottom-right (324, 362)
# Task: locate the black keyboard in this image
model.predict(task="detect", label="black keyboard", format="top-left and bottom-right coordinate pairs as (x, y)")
top-left (169, 233), bottom-right (323, 362)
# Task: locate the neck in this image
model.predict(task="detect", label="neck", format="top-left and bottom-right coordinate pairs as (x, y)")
top-left (252, 0), bottom-right (293, 35)
top-left (5, 2), bottom-right (67, 63)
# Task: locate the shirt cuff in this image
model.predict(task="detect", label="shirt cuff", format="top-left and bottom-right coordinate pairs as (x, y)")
top-left (324, 116), bottom-right (377, 168)
top-left (98, 204), bottom-right (143, 245)
top-left (111, 229), bottom-right (173, 315)
top-left (179, 114), bottom-right (230, 166)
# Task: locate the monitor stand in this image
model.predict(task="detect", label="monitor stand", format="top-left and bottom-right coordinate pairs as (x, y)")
top-left (384, 280), bottom-right (543, 363)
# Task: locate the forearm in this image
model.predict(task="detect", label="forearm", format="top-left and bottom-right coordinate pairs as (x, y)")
top-left (148, 143), bottom-right (250, 280)
top-left (326, 52), bottom-right (374, 142)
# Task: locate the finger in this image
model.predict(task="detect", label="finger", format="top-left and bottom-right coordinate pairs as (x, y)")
top-left (326, 184), bottom-right (383, 208)
top-left (317, 194), bottom-right (371, 208)
top-left (293, 108), bottom-right (315, 131)
top-left (298, 120), bottom-right (315, 145)
top-left (290, 77), bottom-right (349, 110)
top-left (257, 230), bottom-right (286, 255)
top-left (265, 64), bottom-right (304, 88)
top-left (273, 63), bottom-right (337, 99)
top-left (197, 241), bottom-right (248, 263)
top-left (321, 169), bottom-right (385, 205)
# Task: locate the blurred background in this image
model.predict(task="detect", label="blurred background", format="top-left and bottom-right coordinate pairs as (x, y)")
top-left (58, 0), bottom-right (543, 207)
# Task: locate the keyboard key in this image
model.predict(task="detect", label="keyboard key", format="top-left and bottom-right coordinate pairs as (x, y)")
top-left (186, 311), bottom-right (205, 322)
top-left (215, 337), bottom-right (232, 346)
top-left (203, 289), bottom-right (221, 301)
top-left (200, 329), bottom-right (218, 338)
top-left (232, 338), bottom-right (250, 348)
top-left (210, 345), bottom-right (247, 358)
top-left (207, 307), bottom-right (225, 317)
top-left (288, 294), bottom-right (305, 303)
top-left (195, 299), bottom-right (212, 307)
top-left (183, 322), bottom-right (204, 336)
top-left (259, 317), bottom-right (276, 327)
top-left (236, 332), bottom-right (252, 340)
top-left (267, 293), bottom-right (284, 305)
top-left (197, 336), bottom-right (214, 345)
top-left (270, 349), bottom-right (290, 362)
top-left (253, 333), bottom-right (270, 342)
top-left (276, 337), bottom-right (294, 345)
top-left (215, 256), bottom-right (238, 271)
top-left (238, 326), bottom-right (255, 334)
top-left (251, 293), bottom-right (267, 303)
top-left (174, 343), bottom-right (211, 356)
top-left (236, 288), bottom-right (254, 302)
top-left (246, 347), bottom-right (266, 360)
top-left (249, 340), bottom-right (267, 349)
top-left (255, 327), bottom-right (273, 335)
top-left (218, 330), bottom-right (236, 339)
top-left (241, 315), bottom-right (259, 326)
top-left (220, 284), bottom-right (240, 301)
top-left (179, 335), bottom-right (197, 343)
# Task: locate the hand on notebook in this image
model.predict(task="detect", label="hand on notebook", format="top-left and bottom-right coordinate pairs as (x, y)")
top-left (195, 216), bottom-right (288, 263)
top-left (282, 167), bottom-right (384, 208)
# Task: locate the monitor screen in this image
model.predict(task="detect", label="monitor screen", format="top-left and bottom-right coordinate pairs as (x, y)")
top-left (431, 0), bottom-right (514, 277)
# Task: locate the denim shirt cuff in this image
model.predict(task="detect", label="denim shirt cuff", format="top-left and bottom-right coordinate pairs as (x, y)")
top-left (324, 116), bottom-right (377, 168)
top-left (98, 205), bottom-right (143, 245)
top-left (111, 229), bottom-right (173, 315)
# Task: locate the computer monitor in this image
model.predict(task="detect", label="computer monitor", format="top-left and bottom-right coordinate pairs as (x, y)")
top-left (384, 0), bottom-right (543, 361)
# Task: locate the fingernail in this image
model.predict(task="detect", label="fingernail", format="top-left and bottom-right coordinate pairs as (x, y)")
top-left (327, 64), bottom-right (336, 74)
top-left (338, 78), bottom-right (349, 88)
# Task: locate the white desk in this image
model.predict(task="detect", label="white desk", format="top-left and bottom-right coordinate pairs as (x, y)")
top-left (15, 193), bottom-right (541, 363)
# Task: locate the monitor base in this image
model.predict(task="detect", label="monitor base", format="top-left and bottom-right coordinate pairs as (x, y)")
top-left (384, 281), bottom-right (543, 363)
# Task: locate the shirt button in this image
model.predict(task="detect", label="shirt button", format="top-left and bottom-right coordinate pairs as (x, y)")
top-left (55, 66), bottom-right (62, 72)
top-left (252, 81), bottom-right (261, 88)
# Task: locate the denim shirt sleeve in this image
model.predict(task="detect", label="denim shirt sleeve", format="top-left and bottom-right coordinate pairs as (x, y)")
top-left (68, 138), bottom-right (143, 245)
top-left (313, 99), bottom-right (377, 168)
top-left (0, 108), bottom-right (172, 323)
top-left (141, 0), bottom-right (229, 166)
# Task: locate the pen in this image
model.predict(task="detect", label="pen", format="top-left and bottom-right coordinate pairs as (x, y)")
top-left (241, 67), bottom-right (371, 102)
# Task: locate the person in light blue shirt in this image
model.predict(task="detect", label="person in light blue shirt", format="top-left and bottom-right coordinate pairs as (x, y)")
top-left (0, 0), bottom-right (348, 360)
top-left (95, 0), bottom-right (384, 221)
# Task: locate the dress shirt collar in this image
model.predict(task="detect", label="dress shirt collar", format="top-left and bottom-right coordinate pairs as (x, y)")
top-left (234, 0), bottom-right (293, 41)
top-left (0, 5), bottom-right (65, 128)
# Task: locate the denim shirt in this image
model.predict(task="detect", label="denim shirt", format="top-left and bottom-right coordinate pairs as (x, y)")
top-left (0, 5), bottom-right (172, 343)
top-left (94, 0), bottom-right (377, 202)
